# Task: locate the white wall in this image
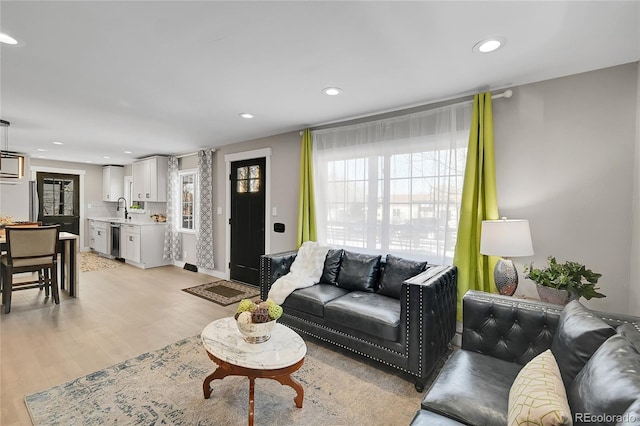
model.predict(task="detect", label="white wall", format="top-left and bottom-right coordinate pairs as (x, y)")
top-left (211, 132), bottom-right (301, 277)
top-left (630, 63), bottom-right (640, 315)
top-left (0, 158), bottom-right (118, 248)
top-left (493, 63), bottom-right (638, 314)
top-left (175, 132), bottom-right (300, 278)
top-left (0, 155), bottom-right (31, 220)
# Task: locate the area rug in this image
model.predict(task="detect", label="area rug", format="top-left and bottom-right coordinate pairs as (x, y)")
top-left (182, 280), bottom-right (260, 306)
top-left (80, 251), bottom-right (123, 273)
top-left (25, 334), bottom-right (447, 425)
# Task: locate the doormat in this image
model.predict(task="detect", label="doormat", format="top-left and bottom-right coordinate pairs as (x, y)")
top-left (182, 280), bottom-right (260, 306)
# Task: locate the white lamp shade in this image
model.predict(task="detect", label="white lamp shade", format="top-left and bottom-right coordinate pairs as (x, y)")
top-left (480, 219), bottom-right (534, 257)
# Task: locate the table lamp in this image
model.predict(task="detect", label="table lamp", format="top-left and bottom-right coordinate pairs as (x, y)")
top-left (480, 218), bottom-right (534, 296)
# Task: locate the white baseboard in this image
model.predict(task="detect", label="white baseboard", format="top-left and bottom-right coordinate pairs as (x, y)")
top-left (172, 261), bottom-right (226, 279)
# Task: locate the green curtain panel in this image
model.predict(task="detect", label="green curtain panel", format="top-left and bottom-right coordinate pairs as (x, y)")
top-left (297, 129), bottom-right (317, 247)
top-left (453, 93), bottom-right (500, 320)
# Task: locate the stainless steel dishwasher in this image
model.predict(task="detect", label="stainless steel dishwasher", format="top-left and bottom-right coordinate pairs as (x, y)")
top-left (110, 222), bottom-right (121, 258)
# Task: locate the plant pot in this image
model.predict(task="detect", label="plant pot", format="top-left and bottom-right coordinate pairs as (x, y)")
top-left (535, 284), bottom-right (579, 305)
top-left (236, 319), bottom-right (275, 343)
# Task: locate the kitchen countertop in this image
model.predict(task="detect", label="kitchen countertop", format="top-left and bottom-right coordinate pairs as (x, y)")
top-left (88, 217), bottom-right (167, 226)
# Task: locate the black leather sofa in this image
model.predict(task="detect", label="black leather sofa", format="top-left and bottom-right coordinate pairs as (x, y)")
top-left (411, 290), bottom-right (640, 425)
top-left (259, 249), bottom-right (458, 391)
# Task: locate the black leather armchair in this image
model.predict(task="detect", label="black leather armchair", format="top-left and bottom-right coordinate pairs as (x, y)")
top-left (260, 250), bottom-right (458, 391)
top-left (412, 290), bottom-right (640, 425)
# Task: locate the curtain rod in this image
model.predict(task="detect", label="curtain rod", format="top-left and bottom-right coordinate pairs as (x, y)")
top-left (176, 149), bottom-right (216, 158)
top-left (492, 89), bottom-right (513, 99)
top-left (300, 89), bottom-right (514, 135)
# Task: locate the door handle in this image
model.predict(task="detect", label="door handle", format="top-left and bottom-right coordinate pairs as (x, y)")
top-left (138, 193), bottom-right (141, 199)
top-left (129, 236), bottom-right (133, 242)
top-left (146, 193), bottom-right (150, 198)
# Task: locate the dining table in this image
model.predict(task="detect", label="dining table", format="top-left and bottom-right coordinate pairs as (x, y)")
top-left (0, 231), bottom-right (80, 297)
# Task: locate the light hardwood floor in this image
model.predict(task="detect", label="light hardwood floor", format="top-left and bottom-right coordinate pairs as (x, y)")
top-left (0, 262), bottom-right (239, 426)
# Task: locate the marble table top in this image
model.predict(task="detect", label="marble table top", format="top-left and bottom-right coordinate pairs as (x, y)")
top-left (201, 317), bottom-right (306, 370)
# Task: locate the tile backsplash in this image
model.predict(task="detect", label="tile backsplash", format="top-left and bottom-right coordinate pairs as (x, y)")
top-left (86, 201), bottom-right (166, 221)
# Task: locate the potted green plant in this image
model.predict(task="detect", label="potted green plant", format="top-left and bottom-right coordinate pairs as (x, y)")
top-left (523, 256), bottom-right (605, 304)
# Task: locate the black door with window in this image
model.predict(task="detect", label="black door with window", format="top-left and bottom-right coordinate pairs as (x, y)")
top-left (230, 158), bottom-right (266, 286)
top-left (36, 172), bottom-right (80, 235)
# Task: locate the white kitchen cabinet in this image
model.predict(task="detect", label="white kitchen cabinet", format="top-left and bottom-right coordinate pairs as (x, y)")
top-left (121, 223), bottom-right (169, 268)
top-left (121, 224), bottom-right (141, 263)
top-left (92, 221), bottom-right (110, 255)
top-left (132, 156), bottom-right (168, 202)
top-left (88, 220), bottom-right (96, 249)
top-left (102, 166), bottom-right (124, 202)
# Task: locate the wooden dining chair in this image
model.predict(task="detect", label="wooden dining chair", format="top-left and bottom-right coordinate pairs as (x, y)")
top-left (0, 225), bottom-right (60, 314)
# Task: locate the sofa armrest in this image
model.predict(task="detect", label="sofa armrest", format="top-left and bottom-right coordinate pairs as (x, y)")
top-left (259, 250), bottom-right (298, 300)
top-left (461, 290), bottom-right (563, 365)
top-left (402, 265), bottom-right (458, 381)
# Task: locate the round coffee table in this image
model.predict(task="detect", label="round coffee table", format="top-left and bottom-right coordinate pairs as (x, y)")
top-left (201, 317), bottom-right (306, 426)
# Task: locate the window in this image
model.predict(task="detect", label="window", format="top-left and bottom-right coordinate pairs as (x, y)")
top-left (179, 170), bottom-right (198, 232)
top-left (42, 177), bottom-right (75, 216)
top-left (236, 165), bottom-right (261, 193)
top-left (313, 102), bottom-right (472, 265)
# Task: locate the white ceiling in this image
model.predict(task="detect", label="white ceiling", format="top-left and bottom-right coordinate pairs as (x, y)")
top-left (1, 1), bottom-right (638, 166)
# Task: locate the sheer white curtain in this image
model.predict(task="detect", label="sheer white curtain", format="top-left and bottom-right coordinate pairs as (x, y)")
top-left (163, 156), bottom-right (182, 261)
top-left (312, 102), bottom-right (472, 265)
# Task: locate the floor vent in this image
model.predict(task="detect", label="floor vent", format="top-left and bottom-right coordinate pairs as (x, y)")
top-left (183, 263), bottom-right (198, 273)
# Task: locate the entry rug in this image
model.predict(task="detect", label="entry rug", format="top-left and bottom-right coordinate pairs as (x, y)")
top-left (24, 335), bottom-right (435, 426)
top-left (80, 251), bottom-right (123, 273)
top-left (182, 279), bottom-right (260, 306)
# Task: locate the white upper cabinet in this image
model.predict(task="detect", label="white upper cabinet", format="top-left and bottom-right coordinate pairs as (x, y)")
top-left (103, 165), bottom-right (124, 201)
top-left (132, 156), bottom-right (168, 202)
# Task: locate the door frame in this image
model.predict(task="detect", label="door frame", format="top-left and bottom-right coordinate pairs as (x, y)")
top-left (224, 148), bottom-right (272, 280)
top-left (30, 166), bottom-right (86, 249)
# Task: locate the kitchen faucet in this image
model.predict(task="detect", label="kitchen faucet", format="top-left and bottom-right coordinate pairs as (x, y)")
top-left (116, 197), bottom-right (128, 219)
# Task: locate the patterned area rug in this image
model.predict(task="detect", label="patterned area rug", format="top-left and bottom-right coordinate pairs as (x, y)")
top-left (182, 280), bottom-right (260, 306)
top-left (80, 251), bottom-right (123, 273)
top-left (25, 334), bottom-right (445, 425)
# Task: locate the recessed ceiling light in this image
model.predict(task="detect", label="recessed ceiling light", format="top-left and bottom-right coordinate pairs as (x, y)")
top-left (0, 33), bottom-right (18, 45)
top-left (473, 36), bottom-right (506, 53)
top-left (37, 148), bottom-right (47, 152)
top-left (52, 141), bottom-right (63, 145)
top-left (239, 113), bottom-right (254, 119)
top-left (85, 160), bottom-right (93, 163)
top-left (322, 87), bottom-right (343, 96)
top-left (124, 150), bottom-right (132, 154)
top-left (103, 156), bottom-right (110, 159)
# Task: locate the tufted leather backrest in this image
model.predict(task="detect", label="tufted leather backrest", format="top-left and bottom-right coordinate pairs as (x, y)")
top-left (462, 291), bottom-right (562, 365)
top-left (461, 290), bottom-right (640, 366)
top-left (259, 250), bottom-right (298, 300)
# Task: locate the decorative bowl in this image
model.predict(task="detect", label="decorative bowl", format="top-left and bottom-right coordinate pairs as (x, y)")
top-left (236, 319), bottom-right (275, 343)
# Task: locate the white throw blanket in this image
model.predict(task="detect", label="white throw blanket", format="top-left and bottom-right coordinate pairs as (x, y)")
top-left (267, 241), bottom-right (330, 304)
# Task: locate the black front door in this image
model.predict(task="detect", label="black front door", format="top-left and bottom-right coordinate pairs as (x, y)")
top-left (230, 158), bottom-right (266, 286)
top-left (36, 172), bottom-right (80, 235)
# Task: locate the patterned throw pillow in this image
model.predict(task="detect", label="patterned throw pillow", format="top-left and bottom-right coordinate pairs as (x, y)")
top-left (508, 349), bottom-right (573, 426)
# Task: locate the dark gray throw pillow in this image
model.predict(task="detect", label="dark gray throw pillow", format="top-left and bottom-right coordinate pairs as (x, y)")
top-left (550, 300), bottom-right (615, 389)
top-left (319, 249), bottom-right (343, 285)
top-left (377, 254), bottom-right (427, 299)
top-left (568, 331), bottom-right (640, 425)
top-left (335, 251), bottom-right (381, 292)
